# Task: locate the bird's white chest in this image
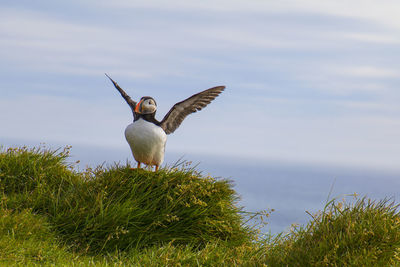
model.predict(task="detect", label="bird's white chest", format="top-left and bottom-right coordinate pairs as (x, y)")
top-left (124, 119), bottom-right (167, 165)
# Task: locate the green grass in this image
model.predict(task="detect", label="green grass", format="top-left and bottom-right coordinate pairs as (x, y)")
top-left (265, 196), bottom-right (400, 266)
top-left (0, 146), bottom-right (399, 266)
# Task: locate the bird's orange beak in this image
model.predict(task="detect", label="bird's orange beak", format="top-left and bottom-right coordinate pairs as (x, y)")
top-left (135, 99), bottom-right (143, 113)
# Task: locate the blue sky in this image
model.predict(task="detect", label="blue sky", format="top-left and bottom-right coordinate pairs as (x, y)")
top-left (1, 1), bottom-right (400, 171)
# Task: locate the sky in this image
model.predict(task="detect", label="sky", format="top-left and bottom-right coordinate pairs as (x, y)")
top-left (1, 0), bottom-right (400, 172)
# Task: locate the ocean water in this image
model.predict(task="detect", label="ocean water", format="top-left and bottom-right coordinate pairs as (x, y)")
top-left (2, 140), bottom-right (400, 234)
top-left (188, 156), bottom-right (400, 234)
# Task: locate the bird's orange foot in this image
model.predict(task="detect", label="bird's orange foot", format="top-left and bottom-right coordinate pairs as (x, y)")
top-left (130, 162), bottom-right (141, 171)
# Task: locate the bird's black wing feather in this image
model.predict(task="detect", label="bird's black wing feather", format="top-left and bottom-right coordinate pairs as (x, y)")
top-left (105, 74), bottom-right (137, 115)
top-left (160, 86), bottom-right (225, 135)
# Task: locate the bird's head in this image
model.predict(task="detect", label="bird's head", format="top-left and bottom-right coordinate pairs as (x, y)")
top-left (135, 96), bottom-right (157, 114)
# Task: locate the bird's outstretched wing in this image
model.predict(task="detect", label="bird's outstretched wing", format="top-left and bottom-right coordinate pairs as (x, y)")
top-left (160, 86), bottom-right (225, 135)
top-left (105, 73), bottom-right (136, 114)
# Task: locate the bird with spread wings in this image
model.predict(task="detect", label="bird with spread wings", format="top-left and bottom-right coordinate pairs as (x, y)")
top-left (106, 74), bottom-right (225, 171)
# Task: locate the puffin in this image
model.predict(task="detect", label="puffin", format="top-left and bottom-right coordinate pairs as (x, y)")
top-left (105, 74), bottom-right (225, 171)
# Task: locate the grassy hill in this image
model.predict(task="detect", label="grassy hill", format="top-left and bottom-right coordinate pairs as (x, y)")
top-left (0, 146), bottom-right (399, 266)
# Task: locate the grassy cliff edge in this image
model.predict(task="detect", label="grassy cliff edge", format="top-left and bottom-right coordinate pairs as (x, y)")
top-left (0, 146), bottom-right (399, 266)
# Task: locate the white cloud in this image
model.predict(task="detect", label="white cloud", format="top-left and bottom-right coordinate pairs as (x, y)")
top-left (292, 62), bottom-right (400, 97)
top-left (98, 0), bottom-right (400, 30)
top-left (2, 2), bottom-right (400, 80)
top-left (338, 66), bottom-right (399, 78)
top-left (338, 100), bottom-right (399, 114)
top-left (342, 32), bottom-right (400, 44)
top-left (0, 9), bottom-right (168, 77)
